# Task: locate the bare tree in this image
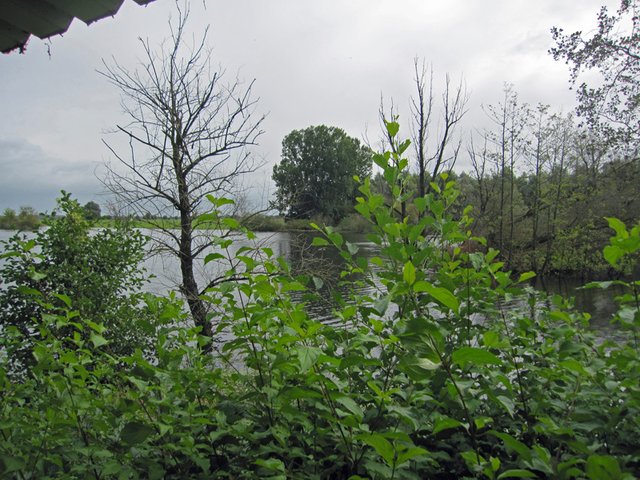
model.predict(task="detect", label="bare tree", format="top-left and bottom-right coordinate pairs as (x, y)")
top-left (410, 58), bottom-right (433, 198)
top-left (376, 60), bottom-right (468, 222)
top-left (483, 84), bottom-right (529, 261)
top-left (467, 134), bottom-right (494, 225)
top-left (409, 59), bottom-right (468, 198)
top-left (100, 5), bottom-right (265, 342)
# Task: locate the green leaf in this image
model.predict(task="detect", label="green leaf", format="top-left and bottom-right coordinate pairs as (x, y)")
top-left (297, 346), bottom-right (320, 372)
top-left (373, 153), bottom-right (389, 169)
top-left (386, 121), bottom-right (400, 138)
top-left (312, 276), bottom-right (324, 290)
top-left (357, 433), bottom-right (395, 465)
top-left (121, 421), bottom-right (155, 445)
top-left (396, 446), bottom-right (429, 465)
top-left (461, 450), bottom-right (484, 469)
top-left (518, 271), bottom-right (536, 283)
top-left (559, 359), bottom-right (589, 376)
top-left (90, 333), bottom-right (109, 348)
top-left (335, 396), bottom-right (364, 419)
top-left (255, 458), bottom-right (285, 472)
top-left (206, 195), bottom-right (235, 208)
top-left (452, 347), bottom-right (502, 367)
top-left (29, 270), bottom-right (47, 281)
top-left (311, 236), bottom-right (329, 247)
top-left (374, 295), bottom-right (390, 315)
top-left (403, 261), bottom-right (416, 285)
top-left (414, 197), bottom-right (427, 213)
top-left (415, 357), bottom-right (441, 370)
top-left (16, 286), bottom-right (42, 297)
top-left (605, 217), bottom-right (628, 238)
top-left (586, 454), bottom-right (622, 480)
top-left (603, 245), bottom-right (624, 267)
top-left (346, 241), bottom-right (359, 255)
top-left (222, 217), bottom-right (240, 230)
top-left (482, 331), bottom-right (500, 348)
top-left (367, 380), bottom-right (385, 398)
top-left (469, 252), bottom-right (484, 270)
top-left (413, 281), bottom-right (459, 313)
top-left (397, 138), bottom-right (412, 154)
top-left (282, 386), bottom-right (323, 400)
top-left (433, 417), bottom-right (465, 434)
top-left (53, 293), bottom-right (72, 307)
top-left (497, 470), bottom-right (537, 479)
top-left (474, 416), bottom-right (493, 430)
top-left (0, 455), bottom-right (25, 474)
top-left (204, 252), bottom-right (225, 264)
top-left (496, 395), bottom-right (515, 417)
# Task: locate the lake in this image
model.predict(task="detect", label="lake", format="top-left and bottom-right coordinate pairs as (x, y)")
top-left (0, 228), bottom-right (623, 329)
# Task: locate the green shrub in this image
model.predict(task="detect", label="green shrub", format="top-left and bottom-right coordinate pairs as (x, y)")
top-left (0, 193), bottom-right (161, 374)
top-left (0, 127), bottom-right (638, 479)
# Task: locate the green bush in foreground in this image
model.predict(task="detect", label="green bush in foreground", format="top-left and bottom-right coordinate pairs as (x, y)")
top-left (0, 125), bottom-right (638, 479)
top-left (0, 193), bottom-right (162, 374)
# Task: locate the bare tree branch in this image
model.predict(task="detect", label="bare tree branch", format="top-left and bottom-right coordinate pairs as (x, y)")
top-left (99, 4), bottom-right (265, 345)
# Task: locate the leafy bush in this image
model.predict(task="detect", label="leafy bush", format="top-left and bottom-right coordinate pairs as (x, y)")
top-left (0, 128), bottom-right (638, 478)
top-left (0, 193), bottom-right (161, 374)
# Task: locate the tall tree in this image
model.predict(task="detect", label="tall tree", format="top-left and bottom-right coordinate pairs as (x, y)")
top-left (100, 5), bottom-right (264, 341)
top-left (483, 84), bottom-right (529, 262)
top-left (410, 63), bottom-right (468, 198)
top-left (83, 201), bottom-right (101, 220)
top-left (551, 0), bottom-right (639, 154)
top-left (272, 125), bottom-right (371, 223)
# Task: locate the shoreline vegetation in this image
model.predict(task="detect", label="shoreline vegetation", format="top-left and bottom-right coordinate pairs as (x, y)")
top-left (1, 0), bottom-right (639, 474)
top-left (1, 135), bottom-right (639, 477)
top-left (3, 208), bottom-right (636, 278)
top-left (0, 211), bottom-right (370, 234)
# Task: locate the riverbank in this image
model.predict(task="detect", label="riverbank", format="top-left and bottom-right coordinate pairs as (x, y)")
top-left (93, 212), bottom-right (372, 233)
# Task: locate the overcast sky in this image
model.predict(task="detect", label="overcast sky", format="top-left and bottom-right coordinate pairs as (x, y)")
top-left (0, 0), bottom-right (618, 213)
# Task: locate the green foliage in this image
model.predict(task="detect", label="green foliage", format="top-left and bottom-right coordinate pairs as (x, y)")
top-left (585, 217), bottom-right (640, 344)
top-left (551, 0), bottom-right (639, 150)
top-left (461, 99), bottom-right (640, 275)
top-left (0, 206), bottom-right (40, 230)
top-left (1, 130), bottom-right (639, 478)
top-left (0, 192), bottom-right (160, 374)
top-left (272, 125), bottom-right (372, 223)
top-left (82, 201), bottom-right (101, 220)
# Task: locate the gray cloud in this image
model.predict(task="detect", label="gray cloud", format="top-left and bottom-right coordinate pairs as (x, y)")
top-left (0, 138), bottom-right (101, 212)
top-left (0, 0), bottom-right (620, 211)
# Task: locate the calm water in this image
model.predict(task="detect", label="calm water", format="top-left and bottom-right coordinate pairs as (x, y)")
top-left (0, 228), bottom-right (624, 328)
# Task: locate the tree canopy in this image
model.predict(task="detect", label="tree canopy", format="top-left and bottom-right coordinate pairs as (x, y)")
top-left (272, 125), bottom-right (371, 223)
top-left (83, 201), bottom-right (101, 220)
top-left (551, 0), bottom-right (639, 153)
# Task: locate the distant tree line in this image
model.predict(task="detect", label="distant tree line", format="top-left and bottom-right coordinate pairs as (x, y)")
top-left (455, 91), bottom-right (639, 275)
top-left (0, 200), bottom-right (102, 230)
top-left (0, 207), bottom-right (40, 230)
top-left (361, 87), bottom-right (638, 276)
